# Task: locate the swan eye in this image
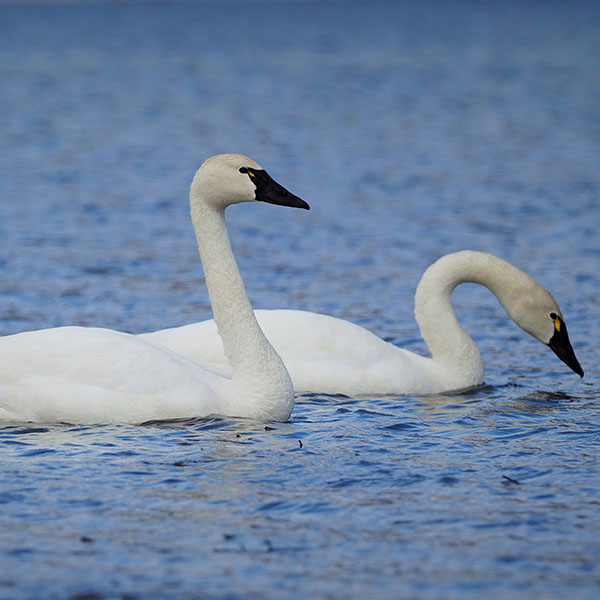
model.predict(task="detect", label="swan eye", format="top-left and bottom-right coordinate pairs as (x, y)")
top-left (239, 166), bottom-right (256, 177)
top-left (549, 312), bottom-right (558, 320)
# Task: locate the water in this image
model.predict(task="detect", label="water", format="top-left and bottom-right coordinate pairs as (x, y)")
top-left (1, 0), bottom-right (599, 597)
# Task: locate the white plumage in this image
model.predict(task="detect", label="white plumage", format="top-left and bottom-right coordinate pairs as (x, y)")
top-left (141, 251), bottom-right (583, 396)
top-left (0, 154), bottom-right (309, 424)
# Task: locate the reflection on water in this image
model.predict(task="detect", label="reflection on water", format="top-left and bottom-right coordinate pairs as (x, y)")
top-left (1, 0), bottom-right (600, 598)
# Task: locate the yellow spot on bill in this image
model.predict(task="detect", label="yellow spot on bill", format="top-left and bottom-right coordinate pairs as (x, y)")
top-left (248, 171), bottom-right (256, 177)
top-left (554, 318), bottom-right (561, 332)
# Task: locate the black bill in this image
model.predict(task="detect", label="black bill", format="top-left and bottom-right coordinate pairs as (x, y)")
top-left (247, 169), bottom-right (309, 210)
top-left (548, 317), bottom-right (584, 377)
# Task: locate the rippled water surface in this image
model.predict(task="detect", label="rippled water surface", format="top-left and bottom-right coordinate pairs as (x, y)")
top-left (1, 1), bottom-right (599, 598)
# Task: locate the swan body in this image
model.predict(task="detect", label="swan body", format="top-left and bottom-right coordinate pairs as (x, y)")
top-left (0, 154), bottom-right (309, 424)
top-left (141, 251), bottom-right (583, 396)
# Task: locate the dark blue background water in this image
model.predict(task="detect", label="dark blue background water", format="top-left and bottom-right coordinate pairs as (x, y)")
top-left (1, 1), bottom-right (599, 598)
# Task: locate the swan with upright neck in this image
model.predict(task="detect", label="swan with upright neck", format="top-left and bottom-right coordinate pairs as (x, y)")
top-left (0, 154), bottom-right (309, 424)
top-left (141, 251), bottom-right (583, 396)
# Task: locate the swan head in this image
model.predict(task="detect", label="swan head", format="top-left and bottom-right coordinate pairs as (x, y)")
top-left (506, 284), bottom-right (584, 377)
top-left (191, 154), bottom-right (309, 211)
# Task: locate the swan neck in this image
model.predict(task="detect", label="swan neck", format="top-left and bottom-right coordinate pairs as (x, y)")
top-left (413, 252), bottom-right (511, 379)
top-left (190, 198), bottom-right (293, 420)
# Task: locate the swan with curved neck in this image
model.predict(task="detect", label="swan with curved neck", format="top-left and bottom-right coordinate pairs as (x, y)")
top-left (141, 251), bottom-right (583, 396)
top-left (0, 154), bottom-right (309, 424)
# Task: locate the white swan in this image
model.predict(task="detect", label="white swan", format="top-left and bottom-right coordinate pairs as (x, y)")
top-left (140, 251), bottom-right (583, 396)
top-left (0, 154), bottom-right (309, 424)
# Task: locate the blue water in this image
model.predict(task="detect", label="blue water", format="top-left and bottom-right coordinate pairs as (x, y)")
top-left (1, 0), bottom-right (600, 598)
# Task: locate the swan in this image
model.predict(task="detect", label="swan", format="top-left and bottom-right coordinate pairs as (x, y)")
top-left (140, 251), bottom-right (584, 396)
top-left (0, 154), bottom-right (309, 424)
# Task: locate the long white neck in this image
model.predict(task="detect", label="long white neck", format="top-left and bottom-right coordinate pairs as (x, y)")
top-left (414, 251), bottom-right (533, 387)
top-left (190, 199), bottom-right (293, 421)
